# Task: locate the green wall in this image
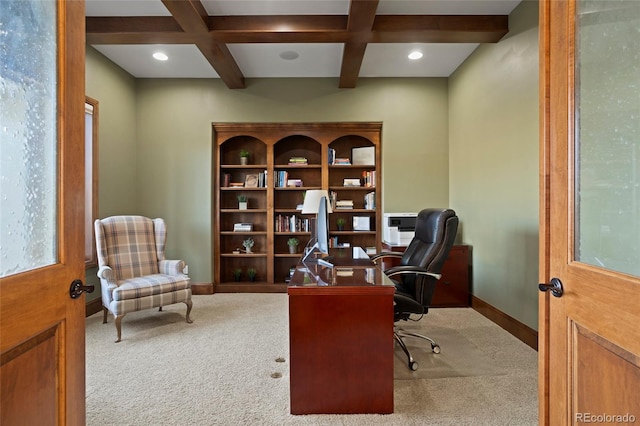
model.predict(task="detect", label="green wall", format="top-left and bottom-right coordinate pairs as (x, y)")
top-left (84, 0), bottom-right (540, 330)
top-left (134, 78), bottom-right (450, 281)
top-left (84, 47), bottom-right (138, 301)
top-left (449, 0), bottom-right (539, 329)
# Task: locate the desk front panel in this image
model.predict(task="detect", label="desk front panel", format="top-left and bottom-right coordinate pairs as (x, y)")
top-left (288, 287), bottom-right (394, 414)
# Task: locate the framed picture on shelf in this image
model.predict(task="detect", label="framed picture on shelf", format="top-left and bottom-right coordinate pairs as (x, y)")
top-left (244, 174), bottom-right (259, 187)
top-left (351, 146), bottom-right (375, 166)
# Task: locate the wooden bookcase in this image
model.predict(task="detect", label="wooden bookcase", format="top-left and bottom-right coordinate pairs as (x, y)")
top-left (213, 122), bottom-right (382, 292)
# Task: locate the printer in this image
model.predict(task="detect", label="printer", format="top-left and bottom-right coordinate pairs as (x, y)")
top-left (382, 213), bottom-right (417, 245)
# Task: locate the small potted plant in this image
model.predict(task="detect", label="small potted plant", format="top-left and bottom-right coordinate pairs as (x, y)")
top-left (247, 268), bottom-right (257, 282)
top-left (238, 194), bottom-right (248, 210)
top-left (239, 149), bottom-right (250, 165)
top-left (287, 237), bottom-right (300, 254)
top-left (336, 217), bottom-right (346, 231)
top-left (233, 268), bottom-right (242, 282)
top-left (242, 237), bottom-right (254, 253)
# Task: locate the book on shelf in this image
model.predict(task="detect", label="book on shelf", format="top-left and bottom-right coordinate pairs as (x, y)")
top-left (288, 157), bottom-right (308, 165)
top-left (287, 179), bottom-right (303, 187)
top-left (274, 170), bottom-right (288, 187)
top-left (343, 178), bottom-right (361, 187)
top-left (275, 214), bottom-right (310, 232)
top-left (335, 200), bottom-right (354, 209)
top-left (233, 223), bottom-right (253, 232)
top-left (258, 170), bottom-right (268, 187)
top-left (361, 170), bottom-right (376, 187)
top-left (364, 191), bottom-right (376, 210)
top-left (334, 158), bottom-right (351, 165)
top-left (222, 173), bottom-right (231, 187)
top-left (229, 182), bottom-right (244, 187)
top-left (328, 148), bottom-right (335, 165)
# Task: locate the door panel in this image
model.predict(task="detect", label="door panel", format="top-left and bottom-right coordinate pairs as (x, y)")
top-left (574, 323), bottom-right (640, 421)
top-left (0, 1), bottom-right (86, 424)
top-left (540, 0), bottom-right (640, 424)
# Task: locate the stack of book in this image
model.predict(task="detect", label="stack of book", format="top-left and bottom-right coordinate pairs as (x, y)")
top-left (288, 157), bottom-right (308, 165)
top-left (333, 158), bottom-right (351, 165)
top-left (287, 179), bottom-right (303, 187)
top-left (233, 223), bottom-right (253, 232)
top-left (335, 200), bottom-right (354, 210)
top-left (343, 178), bottom-right (361, 187)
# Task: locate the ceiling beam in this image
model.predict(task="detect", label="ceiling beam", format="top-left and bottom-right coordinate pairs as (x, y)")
top-left (87, 15), bottom-right (508, 44)
top-left (339, 0), bottom-right (379, 88)
top-left (161, 0), bottom-right (245, 89)
top-left (86, 11), bottom-right (509, 89)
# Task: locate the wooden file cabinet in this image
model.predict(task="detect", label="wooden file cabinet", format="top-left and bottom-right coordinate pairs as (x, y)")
top-left (381, 243), bottom-right (471, 307)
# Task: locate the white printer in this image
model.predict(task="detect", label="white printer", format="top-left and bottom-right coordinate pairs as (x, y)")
top-left (382, 213), bottom-right (417, 245)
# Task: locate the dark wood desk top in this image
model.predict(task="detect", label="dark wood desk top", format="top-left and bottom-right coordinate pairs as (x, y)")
top-left (288, 247), bottom-right (395, 295)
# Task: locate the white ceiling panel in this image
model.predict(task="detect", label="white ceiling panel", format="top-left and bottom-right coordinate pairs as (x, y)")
top-left (86, 0), bottom-right (171, 16)
top-left (228, 44), bottom-right (344, 77)
top-left (92, 45), bottom-right (220, 78)
top-left (376, 0), bottom-right (522, 15)
top-left (201, 0), bottom-right (350, 15)
top-left (360, 43), bottom-right (479, 77)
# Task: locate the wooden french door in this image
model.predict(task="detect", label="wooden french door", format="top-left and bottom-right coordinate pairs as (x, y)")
top-left (539, 0), bottom-right (640, 424)
top-left (0, 1), bottom-right (87, 424)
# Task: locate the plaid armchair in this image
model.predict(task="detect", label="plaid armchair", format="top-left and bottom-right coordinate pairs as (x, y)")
top-left (95, 215), bottom-right (193, 342)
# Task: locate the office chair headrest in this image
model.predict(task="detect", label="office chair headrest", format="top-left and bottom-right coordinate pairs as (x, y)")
top-left (414, 208), bottom-right (457, 244)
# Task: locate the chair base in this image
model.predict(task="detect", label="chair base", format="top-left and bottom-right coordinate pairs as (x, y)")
top-left (394, 327), bottom-right (440, 371)
top-left (103, 299), bottom-right (193, 343)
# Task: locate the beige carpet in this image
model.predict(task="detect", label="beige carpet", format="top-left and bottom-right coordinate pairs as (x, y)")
top-left (86, 294), bottom-right (538, 425)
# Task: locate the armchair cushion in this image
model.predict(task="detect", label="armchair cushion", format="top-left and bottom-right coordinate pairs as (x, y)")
top-left (112, 274), bottom-right (190, 301)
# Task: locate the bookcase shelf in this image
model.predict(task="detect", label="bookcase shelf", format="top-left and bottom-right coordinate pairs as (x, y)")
top-left (213, 122), bottom-right (382, 292)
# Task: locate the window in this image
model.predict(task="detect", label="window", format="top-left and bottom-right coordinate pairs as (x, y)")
top-left (85, 97), bottom-right (99, 268)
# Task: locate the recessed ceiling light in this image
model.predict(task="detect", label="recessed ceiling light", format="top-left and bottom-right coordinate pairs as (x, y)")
top-left (153, 52), bottom-right (168, 61)
top-left (279, 50), bottom-right (299, 60)
top-left (408, 51), bottom-right (423, 60)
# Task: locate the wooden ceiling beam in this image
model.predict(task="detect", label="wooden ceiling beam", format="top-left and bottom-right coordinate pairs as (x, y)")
top-left (87, 14), bottom-right (507, 44)
top-left (339, 0), bottom-right (379, 88)
top-left (85, 11), bottom-right (509, 89)
top-left (161, 0), bottom-right (245, 89)
top-left (372, 15), bottom-right (509, 42)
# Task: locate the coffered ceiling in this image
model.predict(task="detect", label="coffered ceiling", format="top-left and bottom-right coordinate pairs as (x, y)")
top-left (86, 0), bottom-right (522, 88)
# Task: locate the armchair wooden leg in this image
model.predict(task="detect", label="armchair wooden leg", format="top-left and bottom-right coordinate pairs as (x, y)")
top-left (184, 300), bottom-right (193, 324)
top-left (102, 307), bottom-right (108, 324)
top-left (114, 314), bottom-right (125, 343)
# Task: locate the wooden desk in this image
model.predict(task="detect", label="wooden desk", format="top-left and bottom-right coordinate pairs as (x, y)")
top-left (288, 247), bottom-right (395, 415)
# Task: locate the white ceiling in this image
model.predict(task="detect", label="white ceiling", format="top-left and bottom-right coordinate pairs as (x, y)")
top-left (86, 0), bottom-right (523, 80)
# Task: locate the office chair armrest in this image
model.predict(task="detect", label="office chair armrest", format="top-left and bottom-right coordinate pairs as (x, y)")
top-left (369, 251), bottom-right (403, 264)
top-left (384, 265), bottom-right (442, 280)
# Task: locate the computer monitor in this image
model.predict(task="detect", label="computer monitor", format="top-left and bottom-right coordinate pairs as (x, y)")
top-left (302, 195), bottom-right (331, 265)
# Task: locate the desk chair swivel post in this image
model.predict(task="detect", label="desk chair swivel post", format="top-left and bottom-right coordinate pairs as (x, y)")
top-left (372, 208), bottom-right (458, 371)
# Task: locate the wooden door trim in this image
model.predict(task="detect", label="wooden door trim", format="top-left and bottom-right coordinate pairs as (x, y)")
top-left (538, 0), bottom-right (552, 423)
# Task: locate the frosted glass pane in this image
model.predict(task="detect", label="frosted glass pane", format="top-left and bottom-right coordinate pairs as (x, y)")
top-left (0, 1), bottom-right (58, 277)
top-left (575, 0), bottom-right (640, 276)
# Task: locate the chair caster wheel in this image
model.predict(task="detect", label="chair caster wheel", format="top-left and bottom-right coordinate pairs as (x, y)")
top-left (432, 344), bottom-right (441, 354)
top-left (409, 361), bottom-right (418, 371)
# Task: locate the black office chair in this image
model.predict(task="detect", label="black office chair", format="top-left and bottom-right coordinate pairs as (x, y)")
top-left (371, 208), bottom-right (459, 371)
